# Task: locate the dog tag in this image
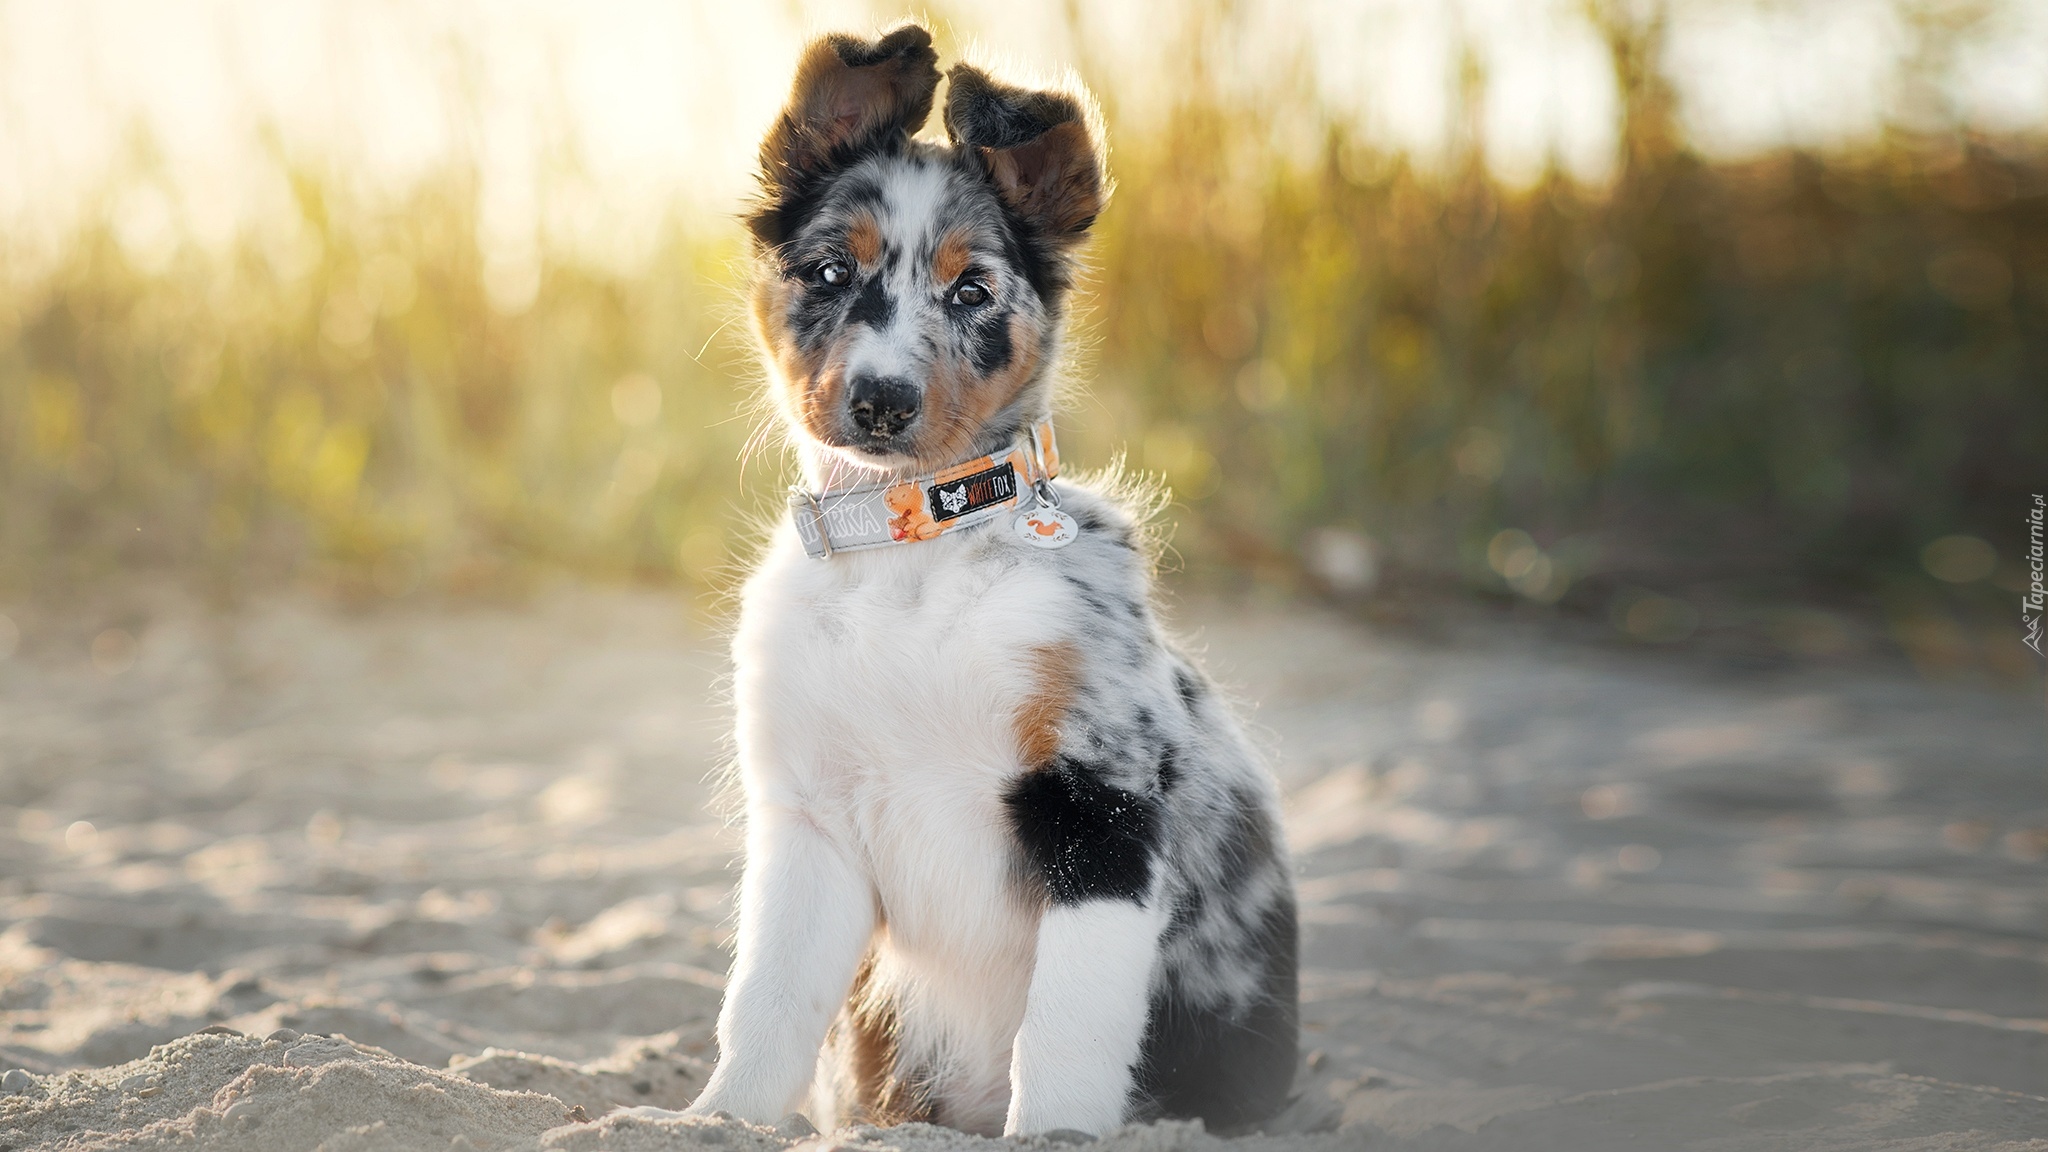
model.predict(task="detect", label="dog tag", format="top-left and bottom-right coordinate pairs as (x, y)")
top-left (1013, 507), bottom-right (1078, 549)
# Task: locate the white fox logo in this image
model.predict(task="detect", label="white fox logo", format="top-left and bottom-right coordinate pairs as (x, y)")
top-left (938, 484), bottom-right (969, 514)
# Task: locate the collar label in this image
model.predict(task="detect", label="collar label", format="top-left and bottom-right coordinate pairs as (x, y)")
top-left (927, 461), bottom-right (1017, 523)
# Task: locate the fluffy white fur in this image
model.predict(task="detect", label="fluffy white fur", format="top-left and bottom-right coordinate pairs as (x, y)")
top-left (704, 495), bottom-right (1118, 1133)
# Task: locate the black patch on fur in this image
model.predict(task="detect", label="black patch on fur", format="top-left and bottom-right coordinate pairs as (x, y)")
top-left (1133, 896), bottom-right (1299, 1131)
top-left (1156, 743), bottom-right (1181, 792)
top-left (752, 187), bottom-right (819, 251)
top-left (1003, 758), bottom-right (1160, 904)
top-left (837, 177), bottom-right (887, 212)
top-left (946, 80), bottom-right (1065, 149)
top-left (1173, 667), bottom-right (1204, 710)
top-left (791, 289), bottom-right (847, 353)
top-left (847, 278), bottom-right (893, 328)
top-left (832, 31), bottom-right (918, 69)
top-left (966, 309), bottom-right (1014, 374)
top-left (994, 202), bottom-right (1066, 305)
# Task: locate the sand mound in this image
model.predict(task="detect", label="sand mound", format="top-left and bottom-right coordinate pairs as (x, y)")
top-left (451, 1037), bottom-right (708, 1114)
top-left (0, 1030), bottom-right (577, 1151)
top-left (0, 1029), bottom-right (1347, 1152)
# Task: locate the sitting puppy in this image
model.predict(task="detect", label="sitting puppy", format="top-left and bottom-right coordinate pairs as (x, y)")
top-left (681, 25), bottom-right (1298, 1138)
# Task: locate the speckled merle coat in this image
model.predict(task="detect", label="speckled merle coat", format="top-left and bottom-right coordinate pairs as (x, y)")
top-left (668, 25), bottom-right (1297, 1139)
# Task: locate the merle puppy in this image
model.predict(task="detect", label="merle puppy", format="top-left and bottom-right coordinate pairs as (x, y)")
top-left (670, 25), bottom-right (1297, 1138)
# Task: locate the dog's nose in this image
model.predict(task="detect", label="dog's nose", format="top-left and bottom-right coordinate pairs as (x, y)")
top-left (847, 375), bottom-right (921, 439)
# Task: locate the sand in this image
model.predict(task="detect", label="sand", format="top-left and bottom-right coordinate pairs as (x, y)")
top-left (1, 586), bottom-right (2043, 1150)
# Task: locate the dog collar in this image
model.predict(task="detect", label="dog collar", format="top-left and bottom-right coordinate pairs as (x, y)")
top-left (789, 422), bottom-right (1064, 559)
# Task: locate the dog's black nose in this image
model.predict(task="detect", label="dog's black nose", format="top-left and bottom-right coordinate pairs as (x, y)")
top-left (847, 375), bottom-right (921, 439)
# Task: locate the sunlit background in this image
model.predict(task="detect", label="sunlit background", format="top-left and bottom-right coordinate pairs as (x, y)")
top-left (2, 0), bottom-right (2043, 677)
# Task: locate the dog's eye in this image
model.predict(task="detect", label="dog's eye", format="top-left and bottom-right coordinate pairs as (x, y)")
top-left (817, 261), bottom-right (851, 288)
top-left (950, 281), bottom-right (990, 308)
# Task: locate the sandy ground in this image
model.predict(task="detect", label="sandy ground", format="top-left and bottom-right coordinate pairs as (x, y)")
top-left (1, 586), bottom-right (2044, 1151)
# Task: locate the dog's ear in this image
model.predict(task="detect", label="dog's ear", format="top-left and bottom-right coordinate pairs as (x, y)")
top-left (749, 25), bottom-right (941, 246)
top-left (943, 65), bottom-right (1108, 245)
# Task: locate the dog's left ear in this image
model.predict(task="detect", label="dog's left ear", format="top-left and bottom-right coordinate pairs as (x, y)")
top-left (943, 65), bottom-right (1108, 246)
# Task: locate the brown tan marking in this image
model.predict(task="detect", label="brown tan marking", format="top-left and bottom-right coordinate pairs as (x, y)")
top-left (794, 353), bottom-right (854, 448)
top-left (932, 228), bottom-right (973, 286)
top-left (845, 952), bottom-right (933, 1125)
top-left (1015, 640), bottom-right (1081, 768)
top-left (753, 275), bottom-right (854, 447)
top-left (847, 213), bottom-right (882, 267)
top-left (912, 312), bottom-right (1046, 467)
top-left (749, 278), bottom-right (799, 421)
top-left (749, 274), bottom-right (792, 351)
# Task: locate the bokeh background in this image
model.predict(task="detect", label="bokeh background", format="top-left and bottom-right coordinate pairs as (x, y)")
top-left (2, 0), bottom-right (2043, 677)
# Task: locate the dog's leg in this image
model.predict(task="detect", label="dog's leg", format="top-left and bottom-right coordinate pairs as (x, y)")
top-left (686, 807), bottom-right (875, 1123)
top-left (1004, 896), bottom-right (1168, 1136)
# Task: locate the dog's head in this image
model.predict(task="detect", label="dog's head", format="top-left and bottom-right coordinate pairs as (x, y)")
top-left (746, 25), bottom-right (1107, 474)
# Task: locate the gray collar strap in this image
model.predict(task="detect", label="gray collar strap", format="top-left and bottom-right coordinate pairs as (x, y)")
top-left (789, 422), bottom-right (1062, 560)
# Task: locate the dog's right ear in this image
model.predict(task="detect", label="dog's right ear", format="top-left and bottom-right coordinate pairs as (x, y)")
top-left (747, 25), bottom-right (941, 247)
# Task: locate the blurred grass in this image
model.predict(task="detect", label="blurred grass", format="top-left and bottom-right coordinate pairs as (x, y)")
top-left (1085, 88), bottom-right (2046, 613)
top-left (0, 11), bottom-right (2042, 676)
top-left (0, 165), bottom-right (754, 601)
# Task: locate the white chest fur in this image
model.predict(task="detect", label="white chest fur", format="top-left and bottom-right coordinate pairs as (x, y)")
top-left (731, 523), bottom-right (1078, 1123)
top-left (735, 523), bottom-right (1067, 877)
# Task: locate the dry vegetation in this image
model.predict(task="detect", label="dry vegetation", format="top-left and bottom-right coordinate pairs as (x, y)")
top-left (0, 6), bottom-right (2039, 672)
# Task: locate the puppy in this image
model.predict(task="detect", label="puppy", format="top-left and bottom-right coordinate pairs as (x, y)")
top-left (681, 25), bottom-right (1298, 1138)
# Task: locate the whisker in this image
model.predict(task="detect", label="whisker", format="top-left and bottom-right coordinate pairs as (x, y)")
top-left (686, 316), bottom-right (738, 369)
